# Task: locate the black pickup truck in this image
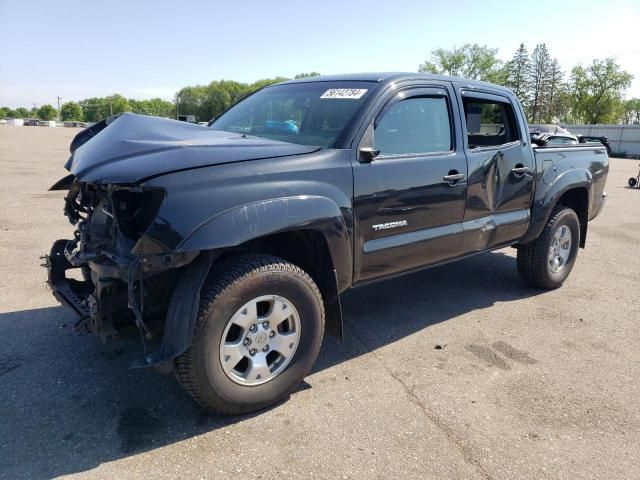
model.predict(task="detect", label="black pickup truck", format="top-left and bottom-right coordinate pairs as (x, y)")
top-left (46, 73), bottom-right (608, 414)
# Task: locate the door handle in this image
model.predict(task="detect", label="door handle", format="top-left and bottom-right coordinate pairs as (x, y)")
top-left (511, 165), bottom-right (530, 175)
top-left (443, 172), bottom-right (465, 183)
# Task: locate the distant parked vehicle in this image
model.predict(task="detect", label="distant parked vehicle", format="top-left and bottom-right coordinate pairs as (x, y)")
top-left (64, 121), bottom-right (87, 128)
top-left (178, 114), bottom-right (196, 123)
top-left (23, 118), bottom-right (41, 126)
top-left (529, 124), bottom-right (578, 145)
top-left (529, 124), bottom-right (611, 154)
top-left (577, 135), bottom-right (612, 155)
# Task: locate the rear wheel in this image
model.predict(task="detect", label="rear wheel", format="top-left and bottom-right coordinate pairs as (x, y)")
top-left (517, 206), bottom-right (580, 289)
top-left (629, 177), bottom-right (638, 187)
top-left (175, 254), bottom-right (324, 414)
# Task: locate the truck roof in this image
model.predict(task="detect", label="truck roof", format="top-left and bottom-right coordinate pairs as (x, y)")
top-left (275, 72), bottom-right (514, 95)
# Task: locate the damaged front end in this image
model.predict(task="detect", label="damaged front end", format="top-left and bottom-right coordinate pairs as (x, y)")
top-left (44, 179), bottom-right (198, 361)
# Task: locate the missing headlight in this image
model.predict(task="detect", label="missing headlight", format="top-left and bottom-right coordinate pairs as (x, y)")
top-left (112, 188), bottom-right (166, 241)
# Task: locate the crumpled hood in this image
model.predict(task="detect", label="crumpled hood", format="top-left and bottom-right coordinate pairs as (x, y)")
top-left (66, 113), bottom-right (319, 183)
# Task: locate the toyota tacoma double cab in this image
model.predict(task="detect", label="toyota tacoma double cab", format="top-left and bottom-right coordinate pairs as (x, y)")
top-left (45, 73), bottom-right (608, 414)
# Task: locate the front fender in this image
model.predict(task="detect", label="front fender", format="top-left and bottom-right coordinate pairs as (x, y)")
top-left (521, 168), bottom-right (592, 244)
top-left (178, 195), bottom-right (353, 291)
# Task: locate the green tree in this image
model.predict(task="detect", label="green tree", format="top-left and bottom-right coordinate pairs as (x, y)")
top-left (128, 98), bottom-right (174, 117)
top-left (60, 102), bottom-right (83, 121)
top-left (622, 98), bottom-right (640, 124)
top-left (175, 85), bottom-right (207, 121)
top-left (294, 72), bottom-right (321, 79)
top-left (419, 46), bottom-right (466, 76)
top-left (106, 94), bottom-right (132, 116)
top-left (203, 80), bottom-right (247, 121)
top-left (2, 108), bottom-right (19, 118)
top-left (419, 44), bottom-right (503, 82)
top-left (529, 44), bottom-right (553, 123)
top-left (37, 104), bottom-right (57, 121)
top-left (541, 58), bottom-right (564, 122)
top-left (79, 98), bottom-right (107, 122)
top-left (176, 77), bottom-right (289, 122)
top-left (79, 94), bottom-right (132, 122)
top-left (505, 43), bottom-right (531, 107)
top-left (15, 107), bottom-right (30, 118)
top-left (247, 77), bottom-right (289, 91)
top-left (568, 58), bottom-right (633, 124)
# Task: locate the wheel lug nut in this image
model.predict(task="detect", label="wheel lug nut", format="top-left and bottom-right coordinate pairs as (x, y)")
top-left (262, 321), bottom-right (269, 329)
top-left (243, 338), bottom-right (251, 346)
top-left (249, 349), bottom-right (256, 356)
top-left (250, 324), bottom-right (257, 332)
top-left (262, 346), bottom-right (268, 352)
top-left (269, 331), bottom-right (275, 338)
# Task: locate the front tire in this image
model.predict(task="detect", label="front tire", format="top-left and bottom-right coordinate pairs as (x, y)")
top-left (517, 206), bottom-right (580, 289)
top-left (175, 255), bottom-right (325, 414)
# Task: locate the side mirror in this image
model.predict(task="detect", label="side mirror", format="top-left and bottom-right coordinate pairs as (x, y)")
top-left (359, 147), bottom-right (380, 163)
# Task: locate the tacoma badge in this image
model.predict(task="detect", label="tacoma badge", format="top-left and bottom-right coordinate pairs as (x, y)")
top-left (372, 220), bottom-right (408, 231)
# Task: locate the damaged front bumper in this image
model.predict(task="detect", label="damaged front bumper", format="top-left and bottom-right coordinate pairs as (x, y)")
top-left (44, 178), bottom-right (202, 367)
top-left (43, 239), bottom-right (92, 325)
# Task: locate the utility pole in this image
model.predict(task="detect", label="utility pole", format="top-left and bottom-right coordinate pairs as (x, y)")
top-left (57, 96), bottom-right (62, 121)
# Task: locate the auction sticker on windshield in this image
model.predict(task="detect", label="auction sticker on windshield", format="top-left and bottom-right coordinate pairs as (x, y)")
top-left (320, 89), bottom-right (368, 99)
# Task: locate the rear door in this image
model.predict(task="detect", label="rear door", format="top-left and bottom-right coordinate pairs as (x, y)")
top-left (456, 89), bottom-right (534, 251)
top-left (352, 85), bottom-right (468, 282)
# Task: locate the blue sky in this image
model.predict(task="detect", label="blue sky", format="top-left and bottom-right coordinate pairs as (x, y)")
top-left (1, 0), bottom-right (638, 108)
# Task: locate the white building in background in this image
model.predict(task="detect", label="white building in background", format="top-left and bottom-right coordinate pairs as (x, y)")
top-left (565, 124), bottom-right (640, 157)
top-left (6, 118), bottom-right (24, 126)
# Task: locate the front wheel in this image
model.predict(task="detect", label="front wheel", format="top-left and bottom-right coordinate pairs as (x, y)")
top-left (517, 206), bottom-right (580, 289)
top-left (175, 254), bottom-right (325, 414)
top-left (629, 177), bottom-right (638, 187)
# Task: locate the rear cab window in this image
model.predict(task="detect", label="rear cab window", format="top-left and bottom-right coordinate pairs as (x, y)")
top-left (462, 94), bottom-right (520, 149)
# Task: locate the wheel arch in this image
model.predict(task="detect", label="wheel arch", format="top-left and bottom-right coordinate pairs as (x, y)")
top-left (176, 195), bottom-right (353, 291)
top-left (521, 169), bottom-right (593, 247)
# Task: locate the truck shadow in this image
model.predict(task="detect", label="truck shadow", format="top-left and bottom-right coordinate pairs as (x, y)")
top-left (0, 250), bottom-right (542, 479)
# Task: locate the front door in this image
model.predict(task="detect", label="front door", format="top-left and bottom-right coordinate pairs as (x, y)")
top-left (352, 86), bottom-right (468, 282)
top-left (457, 90), bottom-right (534, 251)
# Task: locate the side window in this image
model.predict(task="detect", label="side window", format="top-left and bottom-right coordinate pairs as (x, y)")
top-left (374, 96), bottom-right (452, 156)
top-left (462, 97), bottom-right (519, 149)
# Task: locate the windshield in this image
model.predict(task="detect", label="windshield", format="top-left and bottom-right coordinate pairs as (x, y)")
top-left (209, 81), bottom-right (374, 147)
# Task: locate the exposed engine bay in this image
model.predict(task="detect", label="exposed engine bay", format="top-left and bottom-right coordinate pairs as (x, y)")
top-left (44, 180), bottom-right (196, 349)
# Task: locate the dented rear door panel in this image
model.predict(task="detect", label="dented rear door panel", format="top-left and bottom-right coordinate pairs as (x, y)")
top-left (455, 87), bottom-right (535, 252)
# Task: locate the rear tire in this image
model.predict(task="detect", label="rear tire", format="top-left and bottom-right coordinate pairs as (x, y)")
top-left (517, 206), bottom-right (580, 289)
top-left (175, 254), bottom-right (324, 414)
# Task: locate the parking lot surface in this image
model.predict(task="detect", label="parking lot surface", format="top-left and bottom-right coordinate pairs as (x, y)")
top-left (0, 127), bottom-right (638, 479)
